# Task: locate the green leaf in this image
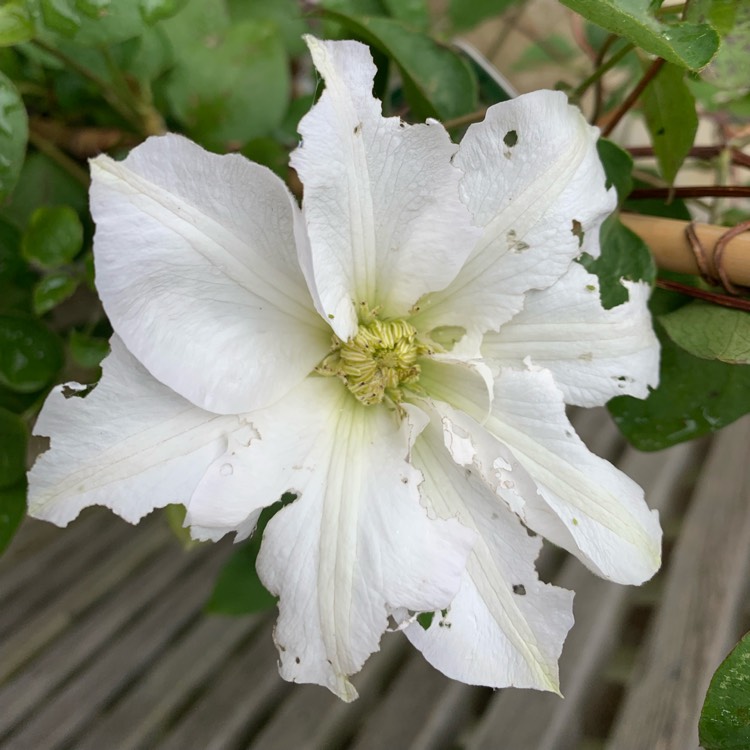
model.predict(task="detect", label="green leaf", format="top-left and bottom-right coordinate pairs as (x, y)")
top-left (609, 311), bottom-right (750, 450)
top-left (164, 503), bottom-right (201, 550)
top-left (0, 2), bottom-right (35, 46)
top-left (22, 205), bottom-right (84, 269)
top-left (381, 0), bottom-right (429, 30)
top-left (512, 33), bottom-right (577, 71)
top-left (579, 213), bottom-right (656, 309)
top-left (688, 1), bottom-right (750, 91)
top-left (623, 177), bottom-right (692, 219)
top-left (448, 0), bottom-right (520, 31)
top-left (0, 315), bottom-right (64, 393)
top-left (165, 20), bottom-right (289, 149)
top-left (32, 273), bottom-right (79, 315)
top-left (138, 0), bottom-right (188, 24)
top-left (205, 494), bottom-right (295, 616)
top-left (0, 71), bottom-right (27, 201)
top-left (158, 0), bottom-right (229, 50)
top-left (38, 0), bottom-right (147, 45)
top-left (320, 11), bottom-right (478, 120)
top-left (660, 301), bottom-right (750, 364)
top-left (0, 480), bottom-right (26, 555)
top-left (558, 0), bottom-right (720, 71)
top-left (69, 330), bottom-right (109, 368)
top-left (700, 631), bottom-right (750, 750)
top-left (0, 218), bottom-right (34, 313)
top-left (640, 61), bottom-right (697, 184)
top-left (0, 406), bottom-right (26, 487)
top-left (0, 152), bottom-right (88, 231)
top-left (226, 0), bottom-right (307, 54)
top-left (597, 138), bottom-right (633, 206)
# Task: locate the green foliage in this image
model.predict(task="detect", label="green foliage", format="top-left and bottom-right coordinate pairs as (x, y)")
top-left (640, 62), bottom-right (697, 184)
top-left (0, 71), bottom-right (27, 200)
top-left (448, 0), bottom-right (520, 32)
top-left (22, 205), bottom-right (83, 268)
top-left (0, 2), bottom-right (35, 46)
top-left (206, 495), bottom-right (296, 616)
top-left (320, 10), bottom-right (478, 120)
top-left (579, 215), bottom-right (656, 309)
top-left (0, 153), bottom-right (87, 230)
top-left (661, 302), bottom-right (750, 365)
top-left (688, 1), bottom-right (750, 91)
top-left (700, 631), bottom-right (750, 750)
top-left (0, 481), bottom-right (26, 555)
top-left (559, 0), bottom-right (720, 70)
top-left (597, 138), bottom-right (633, 205)
top-left (381, 0), bottom-right (429, 30)
top-left (35, 0), bottom-right (148, 46)
top-left (0, 315), bottom-right (64, 392)
top-left (0, 406), bottom-right (26, 486)
top-left (69, 330), bottom-right (109, 368)
top-left (164, 20), bottom-right (289, 149)
top-left (32, 272), bottom-right (78, 314)
top-left (609, 287), bottom-right (750, 450)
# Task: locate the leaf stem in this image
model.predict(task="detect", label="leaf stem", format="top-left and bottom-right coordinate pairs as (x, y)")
top-left (30, 39), bottom-right (143, 132)
top-left (656, 279), bottom-right (750, 311)
top-left (601, 57), bottom-right (665, 137)
top-left (630, 186), bottom-right (750, 199)
top-left (442, 108), bottom-right (487, 131)
top-left (570, 42), bottom-right (634, 103)
top-left (27, 129), bottom-right (89, 187)
top-left (628, 145), bottom-right (750, 169)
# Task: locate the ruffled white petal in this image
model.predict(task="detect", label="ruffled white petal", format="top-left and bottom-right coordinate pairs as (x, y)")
top-left (428, 367), bottom-right (661, 585)
top-left (411, 91), bottom-right (616, 339)
top-left (407, 413), bottom-right (574, 692)
top-left (90, 134), bottom-right (330, 415)
top-left (185, 377), bottom-right (475, 700)
top-left (28, 336), bottom-right (242, 527)
top-left (291, 37), bottom-right (481, 340)
top-left (482, 262), bottom-right (660, 407)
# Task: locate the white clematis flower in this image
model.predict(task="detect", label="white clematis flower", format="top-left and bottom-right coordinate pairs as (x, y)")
top-left (28, 36), bottom-right (661, 701)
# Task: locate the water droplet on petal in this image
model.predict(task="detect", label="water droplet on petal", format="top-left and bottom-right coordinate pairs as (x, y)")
top-left (220, 463), bottom-right (233, 476)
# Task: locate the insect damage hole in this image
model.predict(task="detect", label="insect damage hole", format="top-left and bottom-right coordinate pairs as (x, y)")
top-left (503, 130), bottom-right (518, 147)
top-left (571, 219), bottom-right (585, 248)
top-left (512, 584), bottom-right (526, 596)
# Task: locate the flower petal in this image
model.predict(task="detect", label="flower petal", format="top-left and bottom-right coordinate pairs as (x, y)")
top-left (185, 377), bottom-right (475, 700)
top-left (407, 413), bottom-right (574, 692)
top-left (28, 336), bottom-right (243, 527)
top-left (411, 91), bottom-right (615, 338)
top-left (437, 368), bottom-right (662, 584)
top-left (481, 262), bottom-right (660, 407)
top-left (291, 37), bottom-right (480, 340)
top-left (90, 133), bottom-right (330, 415)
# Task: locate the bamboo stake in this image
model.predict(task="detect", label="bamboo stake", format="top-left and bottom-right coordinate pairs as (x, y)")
top-left (620, 213), bottom-right (750, 288)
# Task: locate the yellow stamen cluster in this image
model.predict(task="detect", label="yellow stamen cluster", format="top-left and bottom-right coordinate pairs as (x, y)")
top-left (317, 317), bottom-right (429, 405)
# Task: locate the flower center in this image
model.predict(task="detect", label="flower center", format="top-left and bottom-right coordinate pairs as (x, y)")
top-left (316, 316), bottom-right (430, 405)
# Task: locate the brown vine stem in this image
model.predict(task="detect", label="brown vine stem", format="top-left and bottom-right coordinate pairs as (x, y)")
top-left (656, 279), bottom-right (750, 311)
top-left (27, 130), bottom-right (89, 187)
top-left (629, 185), bottom-right (750, 199)
top-left (601, 57), bottom-right (666, 137)
top-left (628, 145), bottom-right (750, 169)
top-left (442, 108), bottom-right (488, 131)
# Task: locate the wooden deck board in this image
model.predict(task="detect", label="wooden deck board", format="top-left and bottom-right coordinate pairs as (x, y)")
top-left (466, 439), bottom-right (704, 750)
top-left (1, 541), bottom-right (232, 750)
top-left (607, 416), bottom-right (750, 750)
top-left (1, 413), bottom-right (747, 750)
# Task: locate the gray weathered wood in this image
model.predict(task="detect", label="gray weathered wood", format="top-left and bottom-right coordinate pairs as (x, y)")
top-left (607, 416), bottom-right (750, 750)
top-left (0, 517), bottom-right (169, 682)
top-left (0, 542), bottom-right (232, 750)
top-left (466, 438), bottom-right (704, 750)
top-left (0, 541), bottom-right (197, 736)
top-left (155, 619), bottom-right (290, 750)
top-left (248, 633), bottom-right (410, 750)
top-left (75, 614), bottom-right (258, 750)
